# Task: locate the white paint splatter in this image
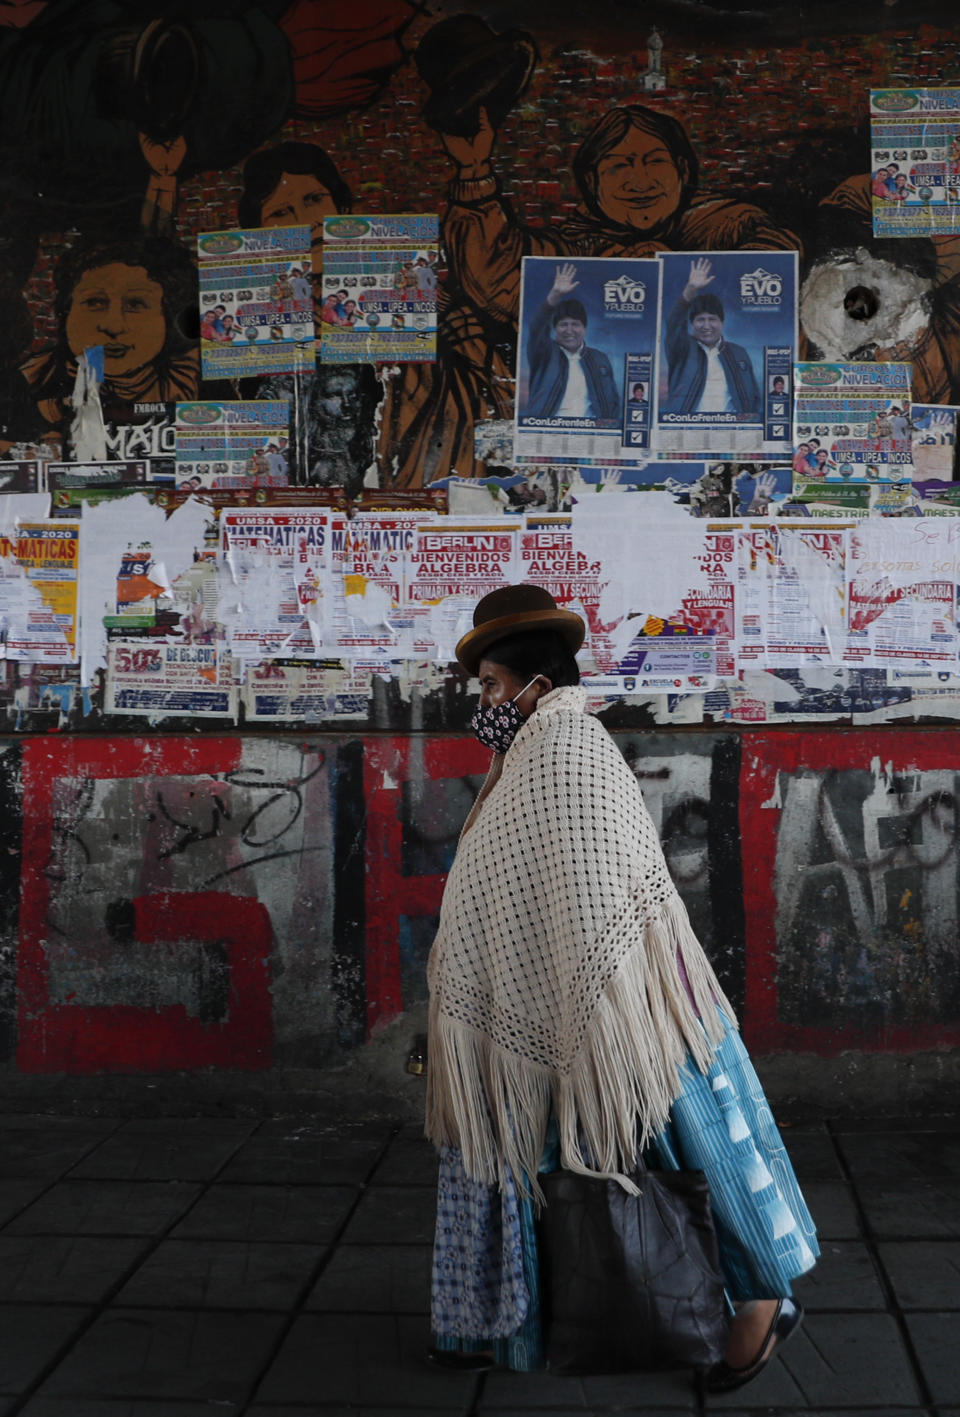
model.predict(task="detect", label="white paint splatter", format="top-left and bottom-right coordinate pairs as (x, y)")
top-left (800, 249), bottom-right (931, 360)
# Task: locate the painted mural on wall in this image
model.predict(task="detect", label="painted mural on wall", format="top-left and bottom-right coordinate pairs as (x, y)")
top-left (5, 728), bottom-right (958, 1074)
top-left (0, 1), bottom-right (956, 729)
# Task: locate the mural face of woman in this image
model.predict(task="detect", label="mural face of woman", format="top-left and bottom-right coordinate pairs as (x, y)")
top-left (65, 263), bottom-right (166, 377)
top-left (594, 124), bottom-right (684, 231)
top-left (259, 171), bottom-right (338, 247)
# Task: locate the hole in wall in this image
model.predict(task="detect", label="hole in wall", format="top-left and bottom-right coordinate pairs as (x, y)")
top-left (843, 285), bottom-right (879, 321)
top-left (177, 301), bottom-right (201, 341)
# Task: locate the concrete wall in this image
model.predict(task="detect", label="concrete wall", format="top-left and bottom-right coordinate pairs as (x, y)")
top-left (3, 728), bottom-right (958, 1112)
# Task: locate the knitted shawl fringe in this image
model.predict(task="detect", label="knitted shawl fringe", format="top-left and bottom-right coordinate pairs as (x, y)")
top-left (425, 686), bottom-right (737, 1202)
top-left (426, 893), bottom-right (734, 1204)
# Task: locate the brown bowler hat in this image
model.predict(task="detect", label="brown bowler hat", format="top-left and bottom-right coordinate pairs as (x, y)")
top-left (455, 584), bottom-right (585, 676)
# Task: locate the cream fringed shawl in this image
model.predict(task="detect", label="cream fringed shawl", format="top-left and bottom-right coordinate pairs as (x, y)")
top-left (425, 684), bottom-right (737, 1197)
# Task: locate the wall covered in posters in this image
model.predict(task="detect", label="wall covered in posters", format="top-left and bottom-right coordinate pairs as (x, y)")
top-left (0, 1), bottom-right (959, 1084)
top-left (0, 0), bottom-right (956, 729)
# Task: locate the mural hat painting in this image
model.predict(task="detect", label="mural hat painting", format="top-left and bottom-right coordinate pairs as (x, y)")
top-left (100, 18), bottom-right (201, 142)
top-left (456, 584), bottom-right (585, 675)
top-left (416, 15), bottom-right (538, 138)
top-left (0, 2), bottom-right (292, 215)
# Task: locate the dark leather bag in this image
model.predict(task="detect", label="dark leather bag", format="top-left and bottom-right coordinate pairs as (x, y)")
top-left (538, 1165), bottom-right (728, 1374)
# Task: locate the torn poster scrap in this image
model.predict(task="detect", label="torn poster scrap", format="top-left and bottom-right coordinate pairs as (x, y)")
top-left (219, 507), bottom-right (328, 660)
top-left (78, 492), bottom-right (211, 686)
top-left (845, 518), bottom-right (960, 666)
top-left (571, 500), bottom-right (731, 688)
top-left (323, 511), bottom-right (433, 660)
top-left (405, 520), bottom-right (519, 661)
top-left (105, 640), bottom-right (237, 719)
top-left (0, 521), bottom-right (79, 662)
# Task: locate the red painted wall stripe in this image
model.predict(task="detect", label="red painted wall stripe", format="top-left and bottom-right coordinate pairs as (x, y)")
top-left (17, 738), bottom-right (276, 1073)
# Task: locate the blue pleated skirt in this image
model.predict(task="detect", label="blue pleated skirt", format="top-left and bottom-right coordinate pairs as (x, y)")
top-left (430, 1009), bottom-right (819, 1371)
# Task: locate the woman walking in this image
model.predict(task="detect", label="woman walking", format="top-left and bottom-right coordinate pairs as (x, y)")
top-left (425, 584), bottom-right (818, 1390)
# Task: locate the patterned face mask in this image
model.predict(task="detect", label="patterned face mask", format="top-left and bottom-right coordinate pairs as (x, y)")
top-left (470, 679), bottom-right (538, 753)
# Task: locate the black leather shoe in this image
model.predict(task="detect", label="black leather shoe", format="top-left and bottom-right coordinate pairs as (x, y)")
top-left (705, 1298), bottom-right (803, 1393)
top-left (424, 1346), bottom-right (497, 1372)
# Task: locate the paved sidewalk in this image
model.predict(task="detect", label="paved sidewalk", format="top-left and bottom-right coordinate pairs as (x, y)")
top-left (0, 1108), bottom-right (957, 1416)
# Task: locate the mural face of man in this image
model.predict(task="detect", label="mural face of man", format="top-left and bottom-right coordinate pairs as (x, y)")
top-left (259, 171), bottom-right (338, 247)
top-left (66, 263), bottom-right (166, 376)
top-left (594, 124), bottom-right (684, 231)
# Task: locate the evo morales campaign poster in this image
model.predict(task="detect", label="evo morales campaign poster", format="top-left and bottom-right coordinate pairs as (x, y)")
top-left (515, 255), bottom-right (661, 464)
top-left (654, 250), bottom-right (797, 457)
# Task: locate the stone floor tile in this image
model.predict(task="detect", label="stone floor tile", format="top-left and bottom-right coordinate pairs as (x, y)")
top-left (0, 1180), bottom-right (53, 1228)
top-left (0, 1304), bottom-right (91, 1395)
top-left (69, 1132), bottom-right (250, 1182)
top-left (801, 1179), bottom-right (861, 1239)
top-left (578, 1367), bottom-right (697, 1409)
top-left (115, 1239), bottom-right (319, 1309)
top-left (255, 1313), bottom-right (475, 1408)
top-left (775, 1130), bottom-right (844, 1182)
top-left (476, 1410), bottom-right (592, 1417)
top-left (0, 1130), bottom-right (115, 1179)
top-left (792, 1240), bottom-right (886, 1309)
top-left (879, 1240), bottom-right (960, 1308)
top-left (220, 1128), bottom-right (387, 1185)
top-left (248, 1410), bottom-right (460, 1417)
top-left (3, 1181), bottom-right (201, 1237)
top-left (20, 1403), bottom-right (236, 1416)
top-left (0, 1116), bottom-right (122, 1132)
top-left (372, 1127), bottom-right (440, 1186)
top-left (856, 1180), bottom-right (960, 1239)
top-left (905, 1311), bottom-right (960, 1403)
top-left (37, 1309), bottom-right (283, 1405)
top-left (306, 1243), bottom-right (431, 1313)
top-left (483, 1366), bottom-right (696, 1409)
top-left (116, 1118), bottom-right (255, 1137)
top-left (248, 1411), bottom-right (461, 1417)
top-left (253, 1118), bottom-right (391, 1143)
top-left (831, 1114), bottom-right (960, 1133)
top-left (0, 1236), bottom-right (150, 1303)
top-left (339, 1186), bottom-right (437, 1245)
top-left (704, 1313), bottom-right (921, 1410)
top-left (837, 1129), bottom-right (960, 1183)
top-left (170, 1184), bottom-right (357, 1243)
top-left (246, 1405), bottom-right (459, 1417)
top-left (581, 1367), bottom-right (699, 1407)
